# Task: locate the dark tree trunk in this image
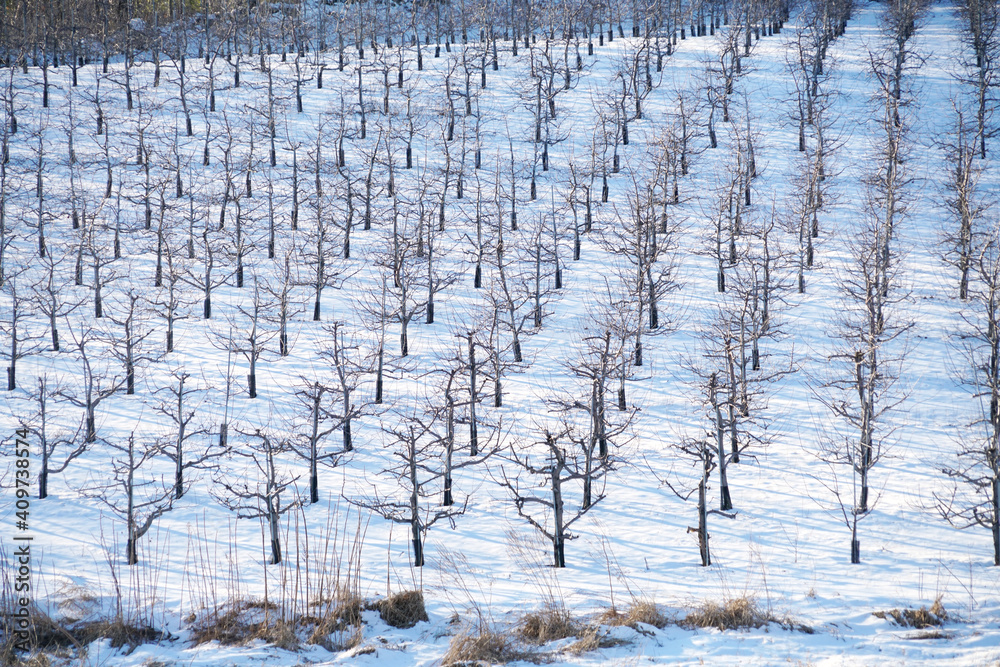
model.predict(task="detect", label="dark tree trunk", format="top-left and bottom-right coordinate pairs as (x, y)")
top-left (127, 537), bottom-right (138, 565)
top-left (698, 478), bottom-right (711, 566)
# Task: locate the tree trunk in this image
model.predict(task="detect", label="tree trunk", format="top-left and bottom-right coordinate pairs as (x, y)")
top-left (175, 378), bottom-right (185, 498)
top-left (269, 513), bottom-right (282, 565)
top-left (444, 396), bottom-right (455, 506)
top-left (850, 515), bottom-right (860, 564)
top-left (310, 391), bottom-right (320, 503)
top-left (127, 435), bottom-right (138, 564)
top-left (552, 452), bottom-right (566, 567)
top-left (992, 474), bottom-right (999, 566)
top-left (265, 435), bottom-right (282, 565)
top-left (856, 351), bottom-right (871, 513)
top-left (411, 517), bottom-right (424, 567)
top-left (127, 536), bottom-right (138, 565)
top-left (409, 431), bottom-right (424, 567)
top-left (711, 375), bottom-right (732, 511)
top-left (375, 346), bottom-right (384, 404)
top-left (469, 335), bottom-right (478, 456)
top-left (698, 476), bottom-right (710, 566)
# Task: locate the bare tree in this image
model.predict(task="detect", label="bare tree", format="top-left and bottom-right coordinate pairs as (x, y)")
top-left (289, 321), bottom-right (371, 503)
top-left (104, 289), bottom-right (161, 396)
top-left (152, 369), bottom-right (219, 500)
top-left (938, 216), bottom-right (1000, 565)
top-left (213, 427), bottom-right (301, 565)
top-left (31, 245), bottom-right (85, 353)
top-left (600, 159), bottom-right (680, 367)
top-left (321, 320), bottom-right (371, 452)
top-left (497, 426), bottom-right (611, 568)
top-left (1, 273), bottom-right (46, 391)
top-left (546, 323), bottom-right (638, 510)
top-left (150, 236), bottom-right (195, 354)
top-left (814, 209), bottom-right (910, 564)
top-left (181, 218), bottom-right (230, 320)
top-left (208, 277), bottom-right (277, 399)
top-left (296, 119), bottom-right (351, 322)
top-left (84, 432), bottom-right (175, 565)
top-left (350, 405), bottom-right (492, 567)
top-left (259, 247), bottom-right (305, 358)
top-left (656, 402), bottom-right (737, 567)
top-left (939, 103), bottom-right (987, 301)
top-left (17, 376), bottom-right (86, 499)
top-left (955, 0), bottom-right (1000, 158)
top-left (56, 320), bottom-right (127, 444)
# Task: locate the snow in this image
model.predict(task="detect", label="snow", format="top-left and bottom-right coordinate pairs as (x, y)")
top-left (1, 0), bottom-right (1000, 665)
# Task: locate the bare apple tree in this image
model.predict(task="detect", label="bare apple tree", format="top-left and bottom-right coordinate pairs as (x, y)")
top-left (938, 216), bottom-right (1000, 565)
top-left (213, 427), bottom-right (302, 565)
top-left (83, 432), bottom-right (175, 565)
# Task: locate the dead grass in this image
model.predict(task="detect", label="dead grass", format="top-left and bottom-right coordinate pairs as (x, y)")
top-left (681, 597), bottom-right (814, 634)
top-left (692, 598), bottom-right (811, 635)
top-left (306, 593), bottom-right (364, 651)
top-left (442, 627), bottom-right (529, 666)
top-left (683, 596), bottom-right (774, 631)
top-left (598, 600), bottom-right (670, 630)
top-left (189, 599), bottom-right (298, 650)
top-left (370, 590), bottom-right (429, 629)
top-left (1, 603), bottom-right (163, 663)
top-left (873, 597), bottom-right (949, 629)
top-left (1, 604), bottom-right (78, 659)
top-left (52, 585), bottom-right (100, 625)
top-left (519, 604), bottom-right (578, 644)
top-left (565, 626), bottom-right (630, 655)
top-left (190, 595), bottom-right (367, 652)
top-left (905, 630), bottom-right (953, 640)
top-left (74, 620), bottom-right (165, 651)
top-left (1, 654), bottom-right (53, 667)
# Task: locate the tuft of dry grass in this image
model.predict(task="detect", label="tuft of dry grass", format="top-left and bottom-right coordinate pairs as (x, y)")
top-left (598, 600), bottom-right (670, 630)
top-left (442, 627), bottom-right (527, 666)
top-left (1, 604), bottom-right (78, 660)
top-left (1, 654), bottom-right (53, 667)
top-left (565, 626), bottom-right (629, 655)
top-left (518, 604), bottom-right (577, 644)
top-left (681, 596), bottom-right (813, 634)
top-left (905, 630), bottom-right (953, 640)
top-left (873, 596), bottom-right (949, 629)
top-left (189, 599), bottom-right (298, 650)
top-left (74, 620), bottom-right (165, 651)
top-left (683, 596), bottom-right (777, 631)
top-left (306, 593), bottom-right (364, 651)
top-left (371, 590), bottom-right (429, 629)
top-left (186, 589), bottom-right (370, 652)
top-left (1, 602), bottom-right (163, 664)
top-left (53, 585), bottom-right (100, 625)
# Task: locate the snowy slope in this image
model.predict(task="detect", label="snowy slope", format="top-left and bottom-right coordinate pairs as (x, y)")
top-left (1, 0), bottom-right (1000, 665)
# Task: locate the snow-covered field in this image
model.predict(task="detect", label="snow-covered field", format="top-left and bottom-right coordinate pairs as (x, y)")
top-left (2, 0), bottom-right (1000, 664)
